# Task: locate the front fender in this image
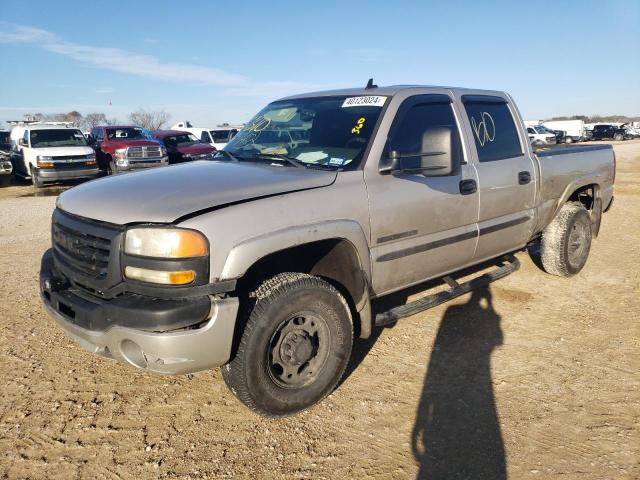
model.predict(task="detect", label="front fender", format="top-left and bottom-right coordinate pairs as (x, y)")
top-left (219, 219), bottom-right (371, 283)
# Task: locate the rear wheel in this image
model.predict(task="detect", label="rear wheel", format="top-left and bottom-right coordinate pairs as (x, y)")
top-left (222, 273), bottom-right (353, 417)
top-left (529, 202), bottom-right (592, 277)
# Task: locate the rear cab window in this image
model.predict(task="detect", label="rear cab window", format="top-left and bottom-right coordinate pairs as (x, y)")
top-left (462, 96), bottom-right (523, 162)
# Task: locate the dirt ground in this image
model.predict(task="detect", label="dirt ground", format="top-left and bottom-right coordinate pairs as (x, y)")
top-left (0, 141), bottom-right (638, 480)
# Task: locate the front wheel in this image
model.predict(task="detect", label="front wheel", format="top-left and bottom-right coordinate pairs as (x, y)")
top-left (564, 136), bottom-right (574, 144)
top-left (31, 168), bottom-right (44, 188)
top-left (613, 133), bottom-right (624, 141)
top-left (222, 273), bottom-right (353, 417)
top-left (530, 202), bottom-right (592, 277)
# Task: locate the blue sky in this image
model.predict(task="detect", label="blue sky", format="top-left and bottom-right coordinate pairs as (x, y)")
top-left (0, 0), bottom-right (638, 127)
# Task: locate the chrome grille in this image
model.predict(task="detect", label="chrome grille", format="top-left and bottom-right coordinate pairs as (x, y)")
top-left (52, 155), bottom-right (90, 161)
top-left (127, 146), bottom-right (162, 159)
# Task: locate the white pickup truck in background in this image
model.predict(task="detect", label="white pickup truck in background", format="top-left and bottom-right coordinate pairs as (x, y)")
top-left (171, 121), bottom-right (242, 150)
top-left (526, 124), bottom-right (557, 145)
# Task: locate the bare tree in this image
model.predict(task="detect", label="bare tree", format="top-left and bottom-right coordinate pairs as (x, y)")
top-left (83, 112), bottom-right (117, 129)
top-left (64, 111), bottom-right (83, 127)
top-left (128, 109), bottom-right (170, 130)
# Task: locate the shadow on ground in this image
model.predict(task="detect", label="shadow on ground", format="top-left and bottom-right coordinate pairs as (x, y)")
top-left (412, 285), bottom-right (506, 480)
top-left (341, 261), bottom-right (508, 479)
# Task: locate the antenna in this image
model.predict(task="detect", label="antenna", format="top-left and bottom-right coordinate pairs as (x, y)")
top-left (365, 78), bottom-right (377, 89)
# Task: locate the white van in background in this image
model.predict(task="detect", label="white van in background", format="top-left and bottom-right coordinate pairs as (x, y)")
top-left (171, 121), bottom-right (243, 150)
top-left (10, 124), bottom-right (100, 188)
top-left (542, 120), bottom-right (585, 143)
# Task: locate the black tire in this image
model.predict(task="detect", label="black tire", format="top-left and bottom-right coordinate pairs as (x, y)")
top-left (564, 136), bottom-right (573, 144)
top-left (531, 202), bottom-right (592, 277)
top-left (107, 156), bottom-right (116, 175)
top-left (613, 133), bottom-right (624, 141)
top-left (31, 168), bottom-right (44, 188)
top-left (222, 272), bottom-right (353, 417)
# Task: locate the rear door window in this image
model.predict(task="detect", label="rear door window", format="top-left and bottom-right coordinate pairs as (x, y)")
top-left (201, 131), bottom-right (211, 143)
top-left (463, 98), bottom-right (523, 162)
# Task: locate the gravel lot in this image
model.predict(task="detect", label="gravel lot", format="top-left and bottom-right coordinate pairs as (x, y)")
top-left (0, 142), bottom-right (638, 479)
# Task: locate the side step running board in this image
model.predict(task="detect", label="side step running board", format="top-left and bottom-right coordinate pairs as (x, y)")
top-left (374, 255), bottom-right (520, 327)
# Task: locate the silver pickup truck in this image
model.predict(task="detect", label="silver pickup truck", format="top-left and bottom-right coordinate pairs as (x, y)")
top-left (40, 84), bottom-right (615, 416)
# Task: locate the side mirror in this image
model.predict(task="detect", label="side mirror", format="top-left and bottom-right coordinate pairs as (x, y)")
top-left (380, 126), bottom-right (456, 176)
top-left (18, 138), bottom-right (28, 147)
top-left (86, 135), bottom-right (96, 145)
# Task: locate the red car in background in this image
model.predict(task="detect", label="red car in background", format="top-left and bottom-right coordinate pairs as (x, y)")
top-left (89, 125), bottom-right (168, 174)
top-left (151, 130), bottom-right (217, 164)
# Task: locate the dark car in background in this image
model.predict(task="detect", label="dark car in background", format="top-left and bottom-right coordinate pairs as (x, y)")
top-left (592, 124), bottom-right (629, 141)
top-left (151, 130), bottom-right (217, 164)
top-left (0, 130), bottom-right (12, 184)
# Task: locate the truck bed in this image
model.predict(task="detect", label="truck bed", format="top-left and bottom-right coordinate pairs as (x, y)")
top-left (533, 143), bottom-right (615, 235)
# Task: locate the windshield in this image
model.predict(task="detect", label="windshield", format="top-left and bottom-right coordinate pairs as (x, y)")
top-left (222, 95), bottom-right (386, 169)
top-left (534, 126), bottom-right (549, 134)
top-left (106, 127), bottom-right (145, 140)
top-left (162, 133), bottom-right (201, 147)
top-left (29, 129), bottom-right (87, 148)
top-left (211, 130), bottom-right (232, 143)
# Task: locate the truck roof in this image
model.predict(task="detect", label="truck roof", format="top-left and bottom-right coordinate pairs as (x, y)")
top-left (279, 85), bottom-right (507, 101)
top-left (151, 130), bottom-right (192, 138)
top-left (24, 124), bottom-right (80, 131)
top-left (96, 125), bottom-right (144, 129)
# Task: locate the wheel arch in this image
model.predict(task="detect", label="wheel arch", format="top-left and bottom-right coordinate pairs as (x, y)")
top-left (557, 181), bottom-right (603, 237)
top-left (221, 220), bottom-right (373, 338)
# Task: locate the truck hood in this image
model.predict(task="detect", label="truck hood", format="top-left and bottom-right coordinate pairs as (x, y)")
top-left (57, 160), bottom-right (337, 224)
top-left (31, 146), bottom-right (94, 157)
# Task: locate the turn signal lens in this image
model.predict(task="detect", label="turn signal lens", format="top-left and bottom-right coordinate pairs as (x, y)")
top-left (124, 228), bottom-right (209, 258)
top-left (37, 161), bottom-right (54, 168)
top-left (124, 266), bottom-right (196, 285)
top-left (85, 160), bottom-right (97, 166)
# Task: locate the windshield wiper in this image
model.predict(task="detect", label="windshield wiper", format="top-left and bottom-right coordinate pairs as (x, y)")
top-left (214, 150), bottom-right (239, 162)
top-left (248, 153), bottom-right (305, 169)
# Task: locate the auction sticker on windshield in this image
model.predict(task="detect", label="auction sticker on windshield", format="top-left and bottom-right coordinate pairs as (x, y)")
top-left (342, 96), bottom-right (387, 108)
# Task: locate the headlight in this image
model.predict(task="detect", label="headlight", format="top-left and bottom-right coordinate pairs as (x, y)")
top-left (85, 152), bottom-right (95, 159)
top-left (124, 228), bottom-right (209, 258)
top-left (114, 148), bottom-right (127, 159)
top-left (37, 155), bottom-right (54, 167)
top-left (160, 147), bottom-right (167, 156)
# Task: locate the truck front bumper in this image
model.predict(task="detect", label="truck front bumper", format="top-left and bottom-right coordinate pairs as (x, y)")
top-left (40, 250), bottom-right (239, 375)
top-left (37, 166), bottom-right (100, 181)
top-left (115, 157), bottom-right (168, 172)
top-left (0, 159), bottom-right (12, 175)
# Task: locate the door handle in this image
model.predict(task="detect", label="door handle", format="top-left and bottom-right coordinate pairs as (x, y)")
top-left (459, 179), bottom-right (477, 195)
top-left (518, 171), bottom-right (531, 185)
